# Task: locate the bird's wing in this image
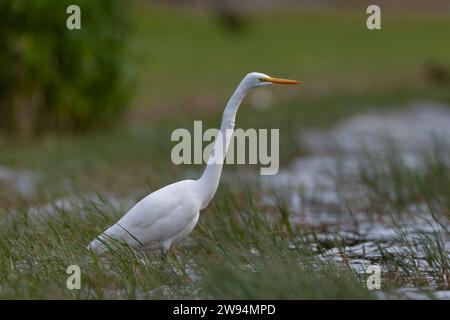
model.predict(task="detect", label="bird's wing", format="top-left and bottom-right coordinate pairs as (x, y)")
top-left (100, 180), bottom-right (199, 247)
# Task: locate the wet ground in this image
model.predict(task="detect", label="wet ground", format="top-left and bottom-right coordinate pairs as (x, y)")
top-left (1, 102), bottom-right (449, 299)
top-left (261, 102), bottom-right (450, 298)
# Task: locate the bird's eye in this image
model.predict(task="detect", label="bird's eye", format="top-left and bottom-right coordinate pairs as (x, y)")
top-left (259, 78), bottom-right (265, 82)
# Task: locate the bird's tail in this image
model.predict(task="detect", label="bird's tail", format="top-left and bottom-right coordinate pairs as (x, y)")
top-left (87, 236), bottom-right (109, 253)
top-left (87, 223), bottom-right (141, 253)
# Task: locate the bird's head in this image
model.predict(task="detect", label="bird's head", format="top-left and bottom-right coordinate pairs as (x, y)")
top-left (242, 72), bottom-right (302, 89)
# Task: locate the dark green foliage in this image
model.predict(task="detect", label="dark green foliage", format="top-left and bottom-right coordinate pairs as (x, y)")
top-left (0, 0), bottom-right (131, 135)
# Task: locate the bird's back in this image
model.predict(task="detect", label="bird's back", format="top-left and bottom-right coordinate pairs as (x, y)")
top-left (88, 179), bottom-right (201, 252)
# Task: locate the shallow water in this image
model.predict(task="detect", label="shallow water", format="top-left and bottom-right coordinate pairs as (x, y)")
top-left (300, 101), bottom-right (450, 155)
top-left (261, 103), bottom-right (450, 297)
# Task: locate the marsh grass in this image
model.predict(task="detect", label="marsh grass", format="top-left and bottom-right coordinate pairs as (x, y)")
top-left (377, 217), bottom-right (449, 290)
top-left (201, 254), bottom-right (373, 299)
top-left (0, 183), bottom-right (375, 299)
top-left (350, 146), bottom-right (450, 290)
top-left (1, 133), bottom-right (449, 299)
top-left (0, 144), bottom-right (449, 298)
top-left (358, 143), bottom-right (450, 215)
top-left (195, 190), bottom-right (373, 299)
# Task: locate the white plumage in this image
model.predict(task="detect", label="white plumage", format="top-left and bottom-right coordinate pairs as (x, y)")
top-left (88, 72), bottom-right (300, 255)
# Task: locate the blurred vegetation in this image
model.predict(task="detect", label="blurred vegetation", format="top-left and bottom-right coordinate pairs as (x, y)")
top-left (0, 0), bottom-right (131, 136)
top-left (130, 3), bottom-right (450, 113)
top-left (0, 2), bottom-right (449, 201)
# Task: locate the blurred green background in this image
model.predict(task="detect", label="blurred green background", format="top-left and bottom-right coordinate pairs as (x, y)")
top-left (0, 0), bottom-right (449, 200)
top-left (2, 0), bottom-right (450, 130)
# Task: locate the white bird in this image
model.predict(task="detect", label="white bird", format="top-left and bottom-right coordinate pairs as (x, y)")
top-left (88, 72), bottom-right (300, 256)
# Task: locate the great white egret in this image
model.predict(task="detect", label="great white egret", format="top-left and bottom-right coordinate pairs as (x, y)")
top-left (88, 72), bottom-right (300, 256)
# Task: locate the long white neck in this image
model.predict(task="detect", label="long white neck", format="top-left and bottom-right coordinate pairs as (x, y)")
top-left (196, 81), bottom-right (250, 209)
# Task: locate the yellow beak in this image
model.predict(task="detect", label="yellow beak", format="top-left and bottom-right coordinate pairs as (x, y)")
top-left (263, 76), bottom-right (302, 85)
